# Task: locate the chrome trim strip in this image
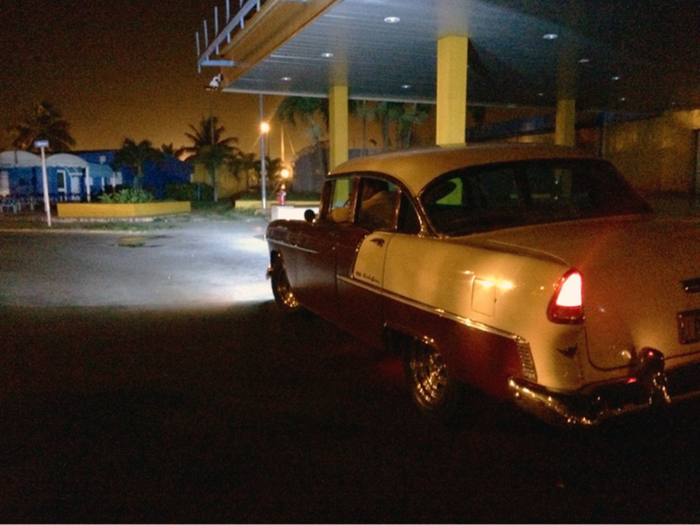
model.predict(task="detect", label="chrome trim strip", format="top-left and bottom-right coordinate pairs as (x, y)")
top-left (337, 274), bottom-right (526, 344)
top-left (267, 238), bottom-right (319, 254)
top-left (392, 289), bottom-right (526, 344)
top-left (338, 274), bottom-right (381, 294)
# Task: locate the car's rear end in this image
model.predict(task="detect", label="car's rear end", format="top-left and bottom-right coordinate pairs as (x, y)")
top-left (486, 216), bottom-right (700, 425)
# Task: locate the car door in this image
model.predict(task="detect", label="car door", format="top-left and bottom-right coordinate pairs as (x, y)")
top-left (292, 176), bottom-right (357, 322)
top-left (335, 177), bottom-right (401, 348)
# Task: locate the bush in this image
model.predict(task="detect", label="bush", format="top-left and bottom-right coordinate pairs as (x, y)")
top-left (99, 188), bottom-right (154, 204)
top-left (164, 183), bottom-right (214, 202)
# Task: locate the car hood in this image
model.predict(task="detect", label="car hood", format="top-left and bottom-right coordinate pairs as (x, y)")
top-left (465, 214), bottom-right (700, 369)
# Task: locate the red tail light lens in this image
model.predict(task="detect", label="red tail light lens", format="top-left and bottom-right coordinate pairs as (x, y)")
top-left (547, 270), bottom-right (584, 324)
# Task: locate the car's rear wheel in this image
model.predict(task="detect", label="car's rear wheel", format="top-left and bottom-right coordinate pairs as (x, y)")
top-left (404, 337), bottom-right (467, 423)
top-left (270, 255), bottom-right (301, 313)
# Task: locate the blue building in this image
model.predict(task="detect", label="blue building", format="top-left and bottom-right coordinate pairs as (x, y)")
top-left (0, 150), bottom-right (192, 201)
top-left (0, 150), bottom-right (42, 198)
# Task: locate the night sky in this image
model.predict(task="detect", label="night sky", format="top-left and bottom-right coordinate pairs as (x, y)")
top-left (0, 0), bottom-right (277, 155)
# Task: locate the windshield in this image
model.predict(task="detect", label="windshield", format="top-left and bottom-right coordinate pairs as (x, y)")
top-left (420, 159), bottom-right (653, 236)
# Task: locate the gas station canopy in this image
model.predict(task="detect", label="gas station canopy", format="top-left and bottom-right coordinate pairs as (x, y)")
top-left (196, 0), bottom-right (700, 112)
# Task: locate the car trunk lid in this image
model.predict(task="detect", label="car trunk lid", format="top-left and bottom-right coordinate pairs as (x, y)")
top-left (471, 214), bottom-right (700, 369)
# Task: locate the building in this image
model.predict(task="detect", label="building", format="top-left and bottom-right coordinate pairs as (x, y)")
top-left (0, 150), bottom-right (192, 202)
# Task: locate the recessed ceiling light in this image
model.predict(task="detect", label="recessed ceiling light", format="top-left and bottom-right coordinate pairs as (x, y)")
top-left (281, 76), bottom-right (291, 81)
top-left (578, 58), bottom-right (591, 64)
top-left (401, 84), bottom-right (411, 89)
top-left (543, 33), bottom-right (559, 40)
top-left (384, 16), bottom-right (401, 24)
top-left (611, 75), bottom-right (621, 81)
top-left (321, 52), bottom-right (334, 58)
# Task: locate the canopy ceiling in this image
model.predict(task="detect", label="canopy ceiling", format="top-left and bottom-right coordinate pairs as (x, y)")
top-left (197, 0), bottom-right (700, 112)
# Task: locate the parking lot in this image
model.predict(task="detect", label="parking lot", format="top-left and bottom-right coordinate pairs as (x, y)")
top-left (2, 213), bottom-right (700, 522)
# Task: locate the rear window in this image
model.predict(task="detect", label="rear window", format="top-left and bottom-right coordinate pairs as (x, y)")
top-left (421, 159), bottom-right (652, 236)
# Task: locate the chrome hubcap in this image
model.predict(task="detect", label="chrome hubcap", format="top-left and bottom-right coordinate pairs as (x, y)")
top-left (273, 262), bottom-right (299, 310)
top-left (411, 343), bottom-right (448, 407)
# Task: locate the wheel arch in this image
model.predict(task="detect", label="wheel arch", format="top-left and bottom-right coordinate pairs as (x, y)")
top-left (383, 317), bottom-right (532, 400)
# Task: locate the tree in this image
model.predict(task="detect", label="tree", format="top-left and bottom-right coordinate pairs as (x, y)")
top-left (160, 143), bottom-right (183, 158)
top-left (8, 101), bottom-right (76, 152)
top-left (275, 97), bottom-right (329, 178)
top-left (374, 101), bottom-right (405, 149)
top-left (349, 100), bottom-right (376, 155)
top-left (180, 116), bottom-right (240, 202)
top-left (113, 138), bottom-right (162, 190)
top-left (230, 151), bottom-right (258, 192)
top-left (397, 103), bottom-right (430, 149)
top-left (254, 156), bottom-right (286, 195)
top-left (373, 102), bottom-right (430, 150)
top-left (275, 96), bottom-right (328, 136)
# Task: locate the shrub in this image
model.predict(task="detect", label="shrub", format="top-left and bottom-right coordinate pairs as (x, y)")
top-left (164, 183), bottom-right (214, 202)
top-left (99, 188), bottom-right (154, 204)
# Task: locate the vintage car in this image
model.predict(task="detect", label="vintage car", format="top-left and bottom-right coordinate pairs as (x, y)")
top-left (265, 143), bottom-right (700, 426)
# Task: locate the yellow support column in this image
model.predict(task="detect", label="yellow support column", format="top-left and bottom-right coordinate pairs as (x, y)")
top-left (555, 98), bottom-right (576, 146)
top-left (328, 84), bottom-right (349, 170)
top-left (436, 35), bottom-right (468, 147)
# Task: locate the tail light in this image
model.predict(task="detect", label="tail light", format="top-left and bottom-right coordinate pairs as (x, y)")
top-left (547, 270), bottom-right (584, 324)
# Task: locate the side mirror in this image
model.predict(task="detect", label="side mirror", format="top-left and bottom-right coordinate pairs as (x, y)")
top-left (304, 209), bottom-right (316, 223)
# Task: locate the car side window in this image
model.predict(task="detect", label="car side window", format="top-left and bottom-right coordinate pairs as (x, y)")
top-left (356, 178), bottom-right (399, 231)
top-left (324, 176), bottom-right (354, 222)
top-left (421, 166), bottom-right (528, 234)
top-left (422, 159), bottom-right (652, 236)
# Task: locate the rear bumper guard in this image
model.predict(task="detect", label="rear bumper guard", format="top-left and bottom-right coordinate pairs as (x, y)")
top-left (508, 348), bottom-right (697, 427)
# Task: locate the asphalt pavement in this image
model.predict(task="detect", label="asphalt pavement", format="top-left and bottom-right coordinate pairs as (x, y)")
top-left (0, 214), bottom-right (272, 308)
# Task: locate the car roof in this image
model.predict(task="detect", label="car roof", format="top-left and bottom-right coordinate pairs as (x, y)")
top-left (329, 143), bottom-right (594, 196)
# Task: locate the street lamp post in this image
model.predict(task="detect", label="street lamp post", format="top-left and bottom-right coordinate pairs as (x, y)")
top-left (34, 139), bottom-right (51, 227)
top-left (259, 94), bottom-right (269, 209)
top-left (205, 80), bottom-right (219, 202)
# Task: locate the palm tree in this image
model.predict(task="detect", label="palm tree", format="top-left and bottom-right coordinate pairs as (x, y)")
top-left (230, 151), bottom-right (258, 192)
top-left (397, 103), bottom-right (430, 149)
top-left (275, 97), bottom-right (329, 178)
top-left (9, 101), bottom-right (76, 152)
top-left (231, 150), bottom-right (260, 191)
top-left (374, 101), bottom-right (405, 150)
top-left (180, 116), bottom-right (239, 202)
top-left (275, 96), bottom-right (329, 134)
top-left (113, 138), bottom-right (162, 190)
top-left (160, 143), bottom-right (183, 158)
top-left (349, 100), bottom-right (376, 155)
top-left (254, 156), bottom-right (286, 195)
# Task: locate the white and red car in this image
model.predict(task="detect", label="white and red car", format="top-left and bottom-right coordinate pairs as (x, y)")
top-left (266, 144), bottom-right (700, 426)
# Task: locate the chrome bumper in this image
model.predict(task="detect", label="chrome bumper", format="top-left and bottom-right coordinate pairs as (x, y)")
top-left (509, 348), bottom-right (700, 427)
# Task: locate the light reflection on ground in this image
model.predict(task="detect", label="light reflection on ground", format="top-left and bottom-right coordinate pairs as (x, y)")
top-left (0, 219), bottom-right (273, 309)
